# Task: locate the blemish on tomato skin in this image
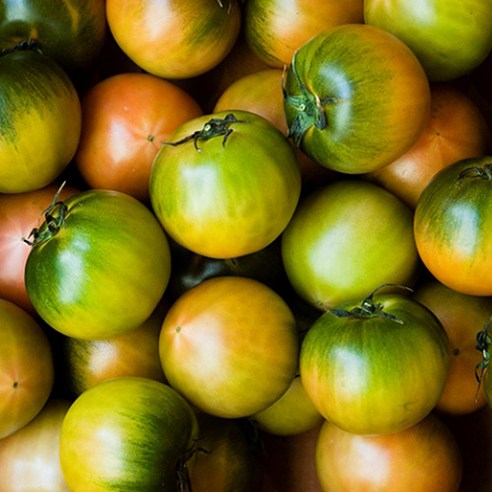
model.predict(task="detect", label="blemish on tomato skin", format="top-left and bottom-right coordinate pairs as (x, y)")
top-left (12, 381), bottom-right (18, 389)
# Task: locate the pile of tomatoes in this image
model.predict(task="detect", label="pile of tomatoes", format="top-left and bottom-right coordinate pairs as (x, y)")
top-left (0, 1), bottom-right (491, 491)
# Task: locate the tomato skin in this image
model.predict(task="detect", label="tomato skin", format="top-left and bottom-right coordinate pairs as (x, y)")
top-left (414, 157), bottom-right (492, 296)
top-left (0, 0), bottom-right (106, 70)
top-left (283, 23), bottom-right (430, 174)
top-left (315, 414), bottom-right (462, 491)
top-left (0, 48), bottom-right (81, 194)
top-left (364, 0), bottom-right (492, 81)
top-left (244, 0), bottom-right (364, 68)
top-left (24, 189), bottom-right (171, 340)
top-left (75, 72), bottom-right (203, 202)
top-left (300, 291), bottom-right (450, 435)
top-left (281, 180), bottom-right (419, 310)
top-left (0, 299), bottom-right (54, 440)
top-left (159, 276), bottom-right (299, 419)
top-left (59, 377), bottom-right (199, 491)
top-left (149, 110), bottom-right (302, 259)
top-left (106, 0), bottom-right (241, 79)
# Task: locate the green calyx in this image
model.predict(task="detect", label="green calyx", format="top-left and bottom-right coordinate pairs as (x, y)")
top-left (475, 316), bottom-right (491, 390)
top-left (165, 113), bottom-right (245, 151)
top-left (458, 162), bottom-right (492, 180)
top-left (283, 56), bottom-right (329, 147)
top-left (23, 182), bottom-right (67, 247)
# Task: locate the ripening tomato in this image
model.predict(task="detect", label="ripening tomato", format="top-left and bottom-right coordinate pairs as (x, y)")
top-left (105, 0), bottom-right (241, 79)
top-left (244, 0), bottom-right (364, 68)
top-left (0, 0), bottom-right (106, 70)
top-left (0, 183), bottom-right (79, 313)
top-left (283, 23), bottom-right (431, 174)
top-left (59, 377), bottom-right (199, 491)
top-left (0, 299), bottom-right (54, 439)
top-left (300, 288), bottom-right (450, 435)
top-left (413, 278), bottom-right (492, 414)
top-left (315, 413), bottom-right (462, 491)
top-left (365, 83), bottom-right (491, 208)
top-left (149, 110), bottom-right (302, 259)
top-left (0, 47), bottom-right (81, 193)
top-left (159, 276), bottom-right (299, 418)
top-left (0, 399), bottom-right (71, 492)
top-left (24, 189), bottom-right (172, 340)
top-left (414, 157), bottom-right (492, 296)
top-left (75, 72), bottom-right (203, 202)
top-left (281, 180), bottom-right (420, 310)
top-left (364, 0), bottom-right (492, 81)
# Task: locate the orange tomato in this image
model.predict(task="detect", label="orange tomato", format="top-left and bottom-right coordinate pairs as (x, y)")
top-left (105, 0), bottom-right (241, 79)
top-left (366, 83), bottom-right (491, 208)
top-left (413, 278), bottom-right (492, 414)
top-left (244, 0), bottom-right (364, 67)
top-left (74, 72), bottom-right (203, 201)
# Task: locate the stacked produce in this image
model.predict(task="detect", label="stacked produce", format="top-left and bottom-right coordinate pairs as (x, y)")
top-left (0, 1), bottom-right (491, 491)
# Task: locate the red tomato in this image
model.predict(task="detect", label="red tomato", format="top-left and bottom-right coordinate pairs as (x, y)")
top-left (75, 72), bottom-right (203, 202)
top-left (366, 83), bottom-right (491, 208)
top-left (315, 414), bottom-right (462, 491)
top-left (0, 183), bottom-right (78, 313)
top-left (0, 299), bottom-right (54, 439)
top-left (105, 0), bottom-right (241, 79)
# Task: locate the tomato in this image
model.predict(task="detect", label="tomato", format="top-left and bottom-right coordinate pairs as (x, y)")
top-left (283, 23), bottom-right (431, 174)
top-left (159, 276), bottom-right (299, 418)
top-left (414, 157), bottom-right (492, 296)
top-left (0, 183), bottom-right (79, 313)
top-left (0, 46), bottom-right (81, 194)
top-left (105, 0), bottom-right (241, 79)
top-left (59, 377), bottom-right (198, 491)
top-left (364, 0), bottom-right (492, 82)
top-left (244, 0), bottom-right (364, 68)
top-left (61, 300), bottom-right (168, 397)
top-left (413, 278), bottom-right (492, 414)
top-left (300, 287), bottom-right (450, 435)
top-left (0, 399), bottom-right (71, 492)
top-left (75, 72), bottom-right (203, 202)
top-left (281, 180), bottom-right (420, 310)
top-left (0, 0), bottom-right (106, 70)
top-left (315, 413), bottom-right (462, 491)
top-left (149, 110), bottom-right (302, 259)
top-left (0, 299), bottom-right (54, 439)
top-left (365, 83), bottom-right (491, 208)
top-left (189, 414), bottom-right (263, 492)
top-left (24, 188), bottom-right (171, 340)
top-left (251, 374), bottom-right (323, 436)
top-left (213, 68), bottom-right (336, 188)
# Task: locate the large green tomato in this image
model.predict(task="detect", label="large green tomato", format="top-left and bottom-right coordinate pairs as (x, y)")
top-left (24, 188), bottom-right (171, 340)
top-left (281, 179), bottom-right (420, 310)
top-left (149, 110), bottom-right (302, 259)
top-left (364, 0), bottom-right (492, 81)
top-left (283, 23), bottom-right (430, 174)
top-left (59, 377), bottom-right (198, 491)
top-left (300, 288), bottom-right (451, 435)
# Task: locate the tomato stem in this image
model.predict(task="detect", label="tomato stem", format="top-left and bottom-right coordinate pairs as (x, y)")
top-left (458, 163), bottom-right (492, 180)
top-left (475, 315), bottom-right (491, 396)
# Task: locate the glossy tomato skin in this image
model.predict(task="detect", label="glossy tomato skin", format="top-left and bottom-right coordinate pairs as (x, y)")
top-left (283, 23), bottom-right (431, 174)
top-left (59, 377), bottom-right (199, 491)
top-left (149, 110), bottom-right (302, 259)
top-left (281, 180), bottom-right (420, 310)
top-left (0, 183), bottom-right (79, 312)
top-left (244, 0), bottom-right (364, 68)
top-left (316, 413), bottom-right (462, 492)
top-left (300, 292), bottom-right (450, 435)
top-left (159, 276), bottom-right (299, 419)
top-left (24, 189), bottom-right (171, 340)
top-left (0, 0), bottom-right (106, 70)
top-left (0, 48), bottom-right (81, 193)
top-left (75, 72), bottom-right (203, 202)
top-left (414, 157), bottom-right (492, 296)
top-left (364, 0), bottom-right (492, 81)
top-left (0, 299), bottom-right (54, 440)
top-left (106, 0), bottom-right (241, 79)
